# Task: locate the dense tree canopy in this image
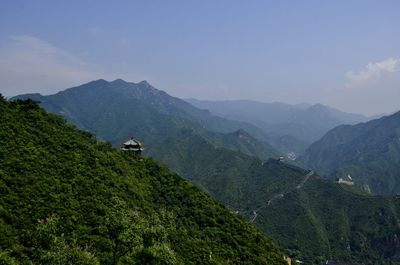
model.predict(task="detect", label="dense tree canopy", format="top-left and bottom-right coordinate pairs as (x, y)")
top-left (0, 97), bottom-right (285, 264)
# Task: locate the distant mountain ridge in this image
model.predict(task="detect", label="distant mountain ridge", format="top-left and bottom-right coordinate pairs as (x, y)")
top-left (186, 99), bottom-right (369, 155)
top-left (13, 79), bottom-right (278, 160)
top-left (301, 110), bottom-right (400, 195)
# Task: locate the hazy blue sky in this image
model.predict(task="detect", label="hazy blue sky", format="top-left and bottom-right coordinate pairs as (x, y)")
top-left (0, 0), bottom-right (399, 115)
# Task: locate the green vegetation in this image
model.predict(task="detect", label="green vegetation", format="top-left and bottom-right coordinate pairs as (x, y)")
top-left (301, 111), bottom-right (400, 195)
top-left (0, 97), bottom-right (286, 264)
top-left (13, 80), bottom-right (400, 264)
top-left (255, 175), bottom-right (400, 264)
top-left (153, 128), bottom-right (400, 264)
top-left (153, 128), bottom-right (307, 211)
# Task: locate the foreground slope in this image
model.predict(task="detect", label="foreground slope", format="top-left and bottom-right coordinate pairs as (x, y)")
top-left (301, 111), bottom-right (400, 195)
top-left (0, 97), bottom-right (285, 264)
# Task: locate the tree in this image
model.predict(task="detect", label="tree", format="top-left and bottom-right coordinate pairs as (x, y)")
top-left (100, 197), bottom-right (180, 265)
top-left (34, 215), bottom-right (99, 265)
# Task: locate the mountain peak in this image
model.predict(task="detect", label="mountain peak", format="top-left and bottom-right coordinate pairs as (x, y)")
top-left (111, 78), bottom-right (127, 84)
top-left (308, 103), bottom-right (327, 110)
top-left (93, 78), bottom-right (108, 84)
top-left (138, 80), bottom-right (151, 86)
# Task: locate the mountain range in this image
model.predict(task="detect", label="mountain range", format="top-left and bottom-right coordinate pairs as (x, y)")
top-left (186, 99), bottom-right (369, 155)
top-left (14, 79), bottom-right (278, 160)
top-left (12, 79), bottom-right (400, 264)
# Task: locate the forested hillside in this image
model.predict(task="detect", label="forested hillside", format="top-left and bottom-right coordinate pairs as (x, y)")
top-left (153, 128), bottom-right (400, 264)
top-left (301, 111), bottom-right (400, 195)
top-left (0, 96), bottom-right (286, 264)
top-left (254, 172), bottom-right (400, 264)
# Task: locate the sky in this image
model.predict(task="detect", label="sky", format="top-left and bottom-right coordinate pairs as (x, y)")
top-left (0, 0), bottom-right (399, 116)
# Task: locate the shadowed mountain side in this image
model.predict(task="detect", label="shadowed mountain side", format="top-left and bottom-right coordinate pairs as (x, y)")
top-left (150, 128), bottom-right (400, 264)
top-left (301, 111), bottom-right (400, 195)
